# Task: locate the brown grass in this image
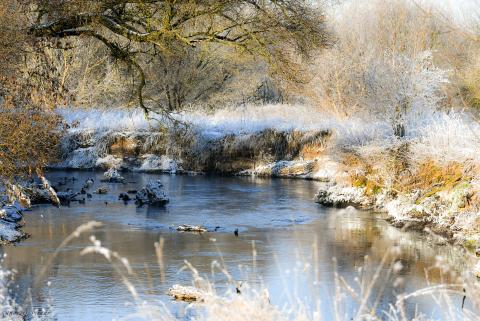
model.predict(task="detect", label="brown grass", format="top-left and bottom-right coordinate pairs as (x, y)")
top-left (341, 147), bottom-right (477, 202)
top-left (343, 153), bottom-right (384, 196)
top-left (299, 143), bottom-right (326, 160)
top-left (398, 161), bottom-right (465, 192)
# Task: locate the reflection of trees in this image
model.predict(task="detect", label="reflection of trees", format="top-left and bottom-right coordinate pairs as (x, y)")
top-left (324, 209), bottom-right (460, 283)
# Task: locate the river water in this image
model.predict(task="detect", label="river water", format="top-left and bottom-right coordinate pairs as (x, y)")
top-left (0, 170), bottom-right (469, 321)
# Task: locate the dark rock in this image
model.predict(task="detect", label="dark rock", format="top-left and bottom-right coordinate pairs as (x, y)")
top-left (118, 193), bottom-right (131, 201)
top-left (135, 180), bottom-right (169, 206)
top-left (0, 205), bottom-right (26, 244)
top-left (101, 168), bottom-right (125, 183)
top-left (57, 190), bottom-right (79, 204)
top-left (24, 183), bottom-right (53, 204)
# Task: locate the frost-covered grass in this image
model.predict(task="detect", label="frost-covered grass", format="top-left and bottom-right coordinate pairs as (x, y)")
top-left (181, 104), bottom-right (394, 144)
top-left (58, 108), bottom-right (153, 132)
top-left (407, 110), bottom-right (480, 164)
top-left (58, 104), bottom-right (392, 143)
top-left (58, 104), bottom-right (480, 165)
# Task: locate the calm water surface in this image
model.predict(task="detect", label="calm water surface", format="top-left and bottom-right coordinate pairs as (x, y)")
top-left (0, 170), bottom-right (469, 321)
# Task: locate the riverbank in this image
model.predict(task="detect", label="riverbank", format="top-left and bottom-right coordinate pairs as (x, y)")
top-left (51, 105), bottom-right (480, 250)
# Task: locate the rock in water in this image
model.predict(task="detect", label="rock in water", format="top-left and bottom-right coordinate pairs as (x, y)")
top-left (176, 225), bottom-right (207, 233)
top-left (57, 190), bottom-right (79, 203)
top-left (24, 183), bottom-right (52, 204)
top-left (135, 180), bottom-right (169, 206)
top-left (118, 193), bottom-right (131, 201)
top-left (23, 177), bottom-right (61, 207)
top-left (102, 168), bottom-right (125, 183)
top-left (39, 176), bottom-right (61, 207)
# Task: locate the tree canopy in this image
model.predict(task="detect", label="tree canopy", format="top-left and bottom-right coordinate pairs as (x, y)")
top-left (30, 0), bottom-right (330, 114)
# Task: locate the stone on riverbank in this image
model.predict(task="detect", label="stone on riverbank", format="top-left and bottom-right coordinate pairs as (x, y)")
top-left (135, 180), bottom-right (169, 206)
top-left (6, 184), bottom-right (31, 208)
top-left (167, 284), bottom-right (205, 302)
top-left (0, 205), bottom-right (23, 223)
top-left (0, 205), bottom-right (26, 244)
top-left (315, 184), bottom-right (369, 208)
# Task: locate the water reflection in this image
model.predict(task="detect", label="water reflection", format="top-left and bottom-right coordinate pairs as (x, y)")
top-left (0, 171), bottom-right (470, 321)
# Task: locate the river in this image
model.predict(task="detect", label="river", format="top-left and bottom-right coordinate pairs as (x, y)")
top-left (0, 170), bottom-right (469, 321)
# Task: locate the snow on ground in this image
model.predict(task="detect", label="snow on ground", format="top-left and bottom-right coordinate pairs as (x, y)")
top-left (58, 108), bottom-right (153, 132)
top-left (407, 110), bottom-right (480, 163)
top-left (58, 104), bottom-right (392, 143)
top-left (57, 104), bottom-right (480, 164)
top-left (59, 104), bottom-right (480, 161)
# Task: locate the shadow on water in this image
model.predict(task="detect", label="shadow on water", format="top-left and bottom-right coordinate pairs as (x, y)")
top-left (0, 170), bottom-right (470, 321)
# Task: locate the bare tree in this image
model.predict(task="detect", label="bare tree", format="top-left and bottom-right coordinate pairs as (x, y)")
top-left (29, 0), bottom-right (330, 114)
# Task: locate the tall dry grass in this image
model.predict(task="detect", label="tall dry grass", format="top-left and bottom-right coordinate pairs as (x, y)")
top-left (2, 221), bottom-right (478, 321)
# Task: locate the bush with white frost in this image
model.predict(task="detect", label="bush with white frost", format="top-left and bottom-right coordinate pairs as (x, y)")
top-left (363, 51), bottom-right (448, 136)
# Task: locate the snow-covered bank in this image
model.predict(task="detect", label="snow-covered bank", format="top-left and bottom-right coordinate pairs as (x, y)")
top-left (54, 104), bottom-right (395, 175)
top-left (55, 105), bottom-right (344, 174)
